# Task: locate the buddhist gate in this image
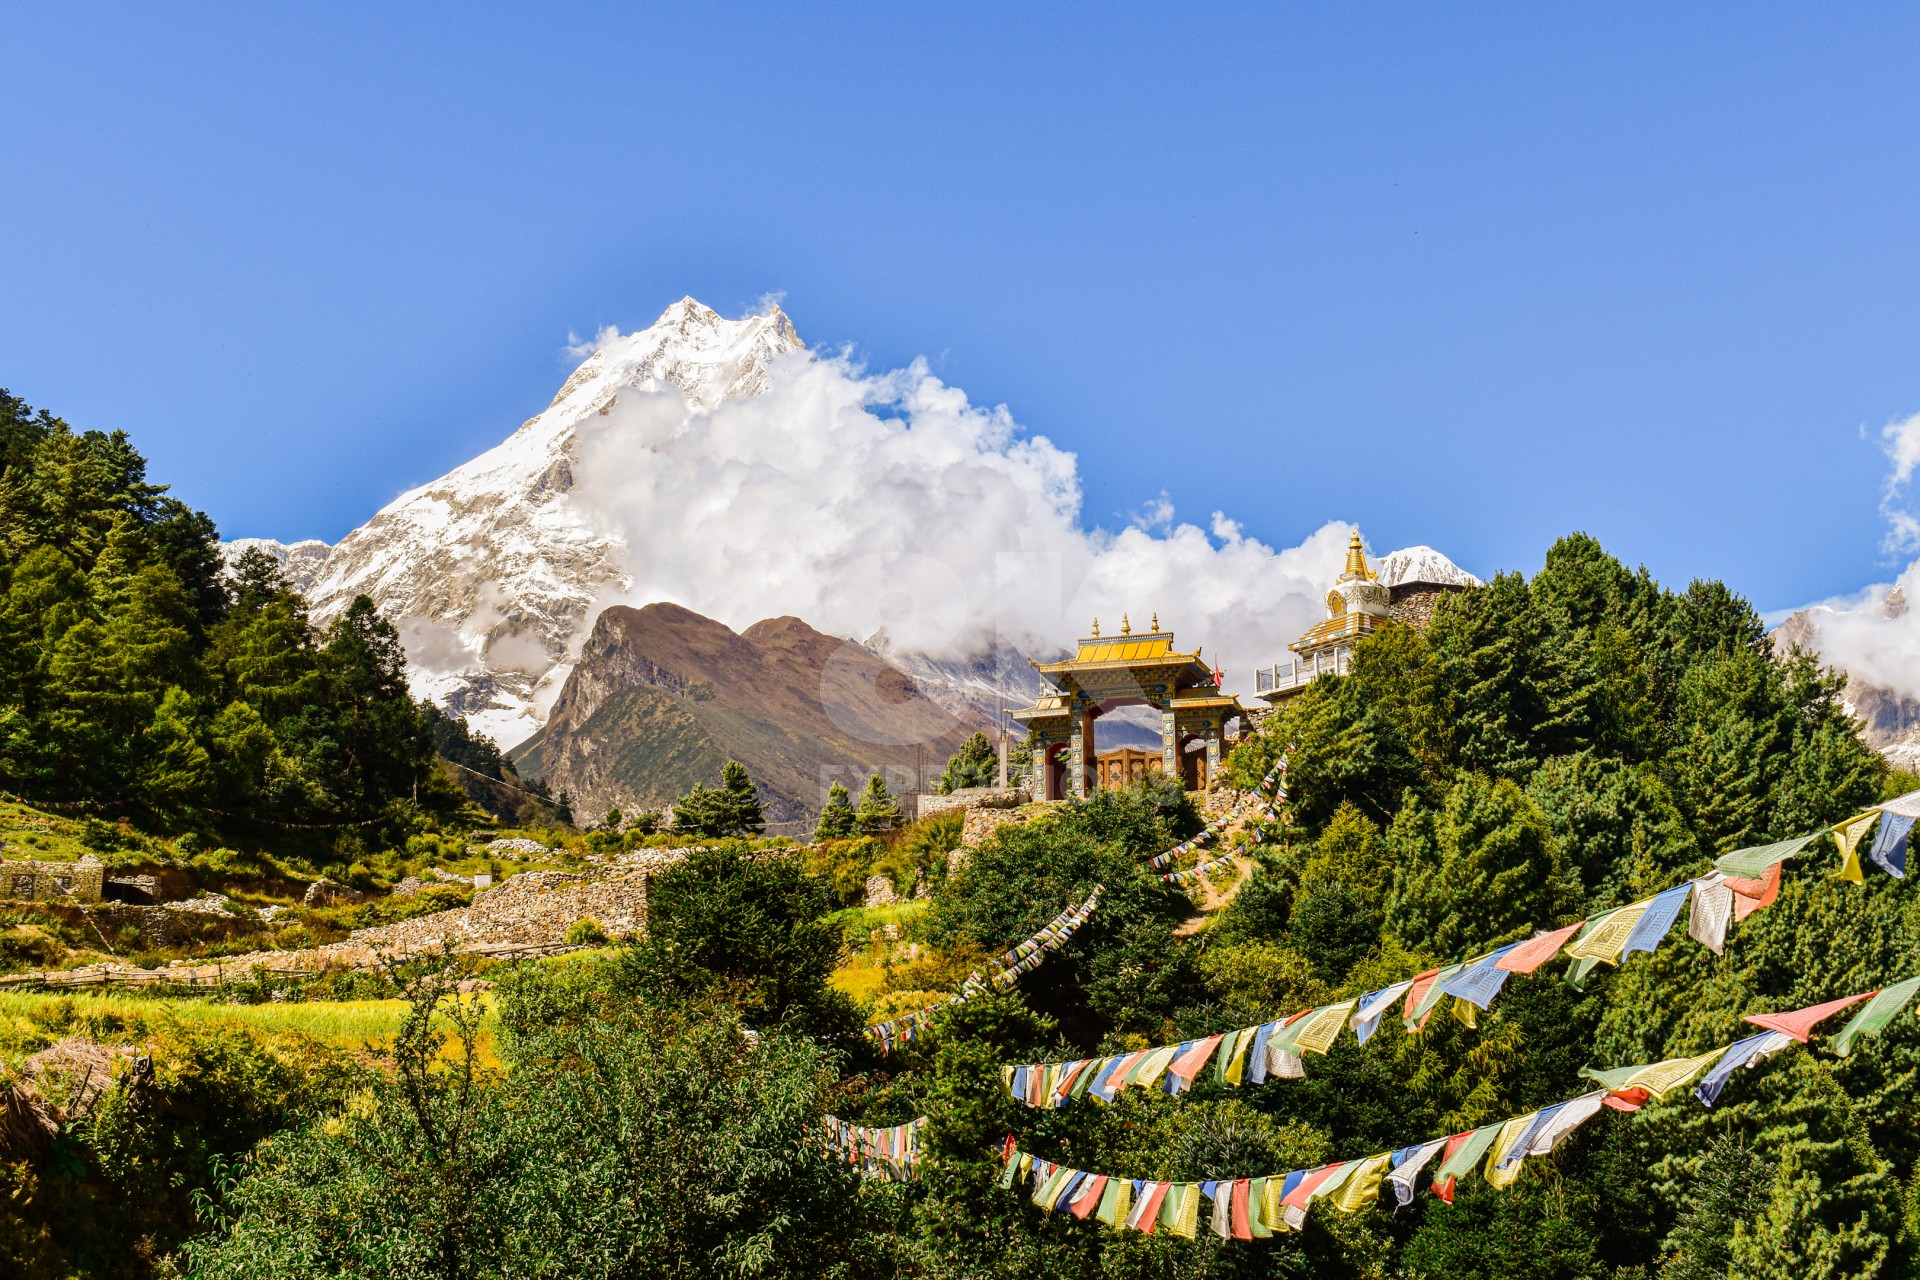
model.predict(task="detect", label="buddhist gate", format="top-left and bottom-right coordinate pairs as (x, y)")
top-left (1009, 616), bottom-right (1248, 800)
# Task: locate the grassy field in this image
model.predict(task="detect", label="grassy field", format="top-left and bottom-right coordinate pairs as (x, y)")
top-left (0, 989), bottom-right (501, 1070)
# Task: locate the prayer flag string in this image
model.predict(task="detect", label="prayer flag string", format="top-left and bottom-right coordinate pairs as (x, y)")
top-left (999, 981), bottom-right (1917, 1238)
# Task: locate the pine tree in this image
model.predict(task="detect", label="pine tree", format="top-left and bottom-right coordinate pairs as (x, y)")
top-left (937, 732), bottom-right (997, 793)
top-left (854, 773), bottom-right (902, 835)
top-left (813, 781), bottom-right (856, 840)
top-left (672, 761), bottom-right (764, 838)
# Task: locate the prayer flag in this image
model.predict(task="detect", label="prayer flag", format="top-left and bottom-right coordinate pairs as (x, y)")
top-left (1620, 883), bottom-right (1693, 959)
top-left (1440, 946), bottom-right (1521, 1010)
top-left (1434, 1124), bottom-right (1502, 1184)
top-left (1096, 1176), bottom-right (1131, 1227)
top-left (1580, 1047), bottom-right (1724, 1098)
top-left (1245, 1020), bottom-right (1277, 1085)
top-left (1832, 811), bottom-right (1879, 883)
top-left (1293, 1000), bottom-right (1358, 1055)
top-left (1127, 1182), bottom-right (1168, 1233)
top-left (1524, 1091), bottom-right (1606, 1157)
top-left (1725, 863), bottom-right (1783, 922)
top-left (1230, 1178), bottom-right (1254, 1239)
top-left (1688, 873), bottom-right (1734, 954)
top-left (1385, 1139), bottom-right (1447, 1207)
top-left (1482, 1113), bottom-right (1538, 1190)
top-left (1868, 813), bottom-right (1914, 879)
top-left (1742, 991), bottom-right (1876, 1043)
top-left (1405, 964), bottom-right (1463, 1031)
top-left (1166, 1183), bottom-right (1201, 1239)
top-left (1166, 1035), bottom-right (1222, 1088)
top-left (1695, 1030), bottom-right (1794, 1107)
top-left (1330, 1154), bottom-right (1392, 1213)
top-left (1071, 1175), bottom-right (1108, 1219)
top-left (1715, 832), bottom-right (1818, 879)
top-left (1831, 976), bottom-right (1920, 1057)
top-left (1281, 1162), bottom-right (1345, 1211)
top-left (1565, 902), bottom-right (1649, 966)
top-left (1494, 922), bottom-right (1587, 974)
top-left (1247, 1176), bottom-right (1272, 1238)
top-left (1351, 979), bottom-right (1417, 1045)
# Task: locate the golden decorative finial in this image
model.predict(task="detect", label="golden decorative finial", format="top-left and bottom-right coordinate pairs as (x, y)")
top-left (1151, 611), bottom-right (1159, 631)
top-left (1091, 617), bottom-right (1100, 637)
top-left (1121, 612), bottom-right (1132, 636)
top-left (1344, 529), bottom-right (1372, 579)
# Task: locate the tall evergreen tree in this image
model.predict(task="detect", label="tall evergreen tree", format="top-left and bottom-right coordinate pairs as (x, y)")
top-left (813, 781), bottom-right (856, 840)
top-left (853, 773), bottom-right (902, 835)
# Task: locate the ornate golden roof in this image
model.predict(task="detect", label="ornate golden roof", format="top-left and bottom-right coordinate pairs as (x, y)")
top-left (1343, 530), bottom-right (1375, 581)
top-left (1290, 611), bottom-right (1379, 653)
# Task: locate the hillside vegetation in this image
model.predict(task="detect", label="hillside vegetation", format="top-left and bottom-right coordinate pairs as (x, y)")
top-left (1, 379), bottom-right (1917, 1279)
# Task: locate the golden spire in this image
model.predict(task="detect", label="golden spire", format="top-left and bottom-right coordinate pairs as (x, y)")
top-left (1121, 612), bottom-right (1132, 636)
top-left (1344, 530), bottom-right (1372, 580)
top-left (1091, 617), bottom-right (1100, 637)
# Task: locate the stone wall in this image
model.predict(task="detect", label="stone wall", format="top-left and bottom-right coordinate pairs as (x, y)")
top-left (0, 856), bottom-right (105, 904)
top-left (1388, 584), bottom-right (1464, 632)
top-left (960, 802), bottom-right (1056, 849)
top-left (914, 787), bottom-right (1030, 821)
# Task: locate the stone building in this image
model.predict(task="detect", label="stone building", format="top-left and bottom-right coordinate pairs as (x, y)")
top-left (0, 854), bottom-right (106, 903)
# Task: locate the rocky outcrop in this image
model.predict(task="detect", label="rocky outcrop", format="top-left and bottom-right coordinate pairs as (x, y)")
top-left (302, 879), bottom-right (371, 908)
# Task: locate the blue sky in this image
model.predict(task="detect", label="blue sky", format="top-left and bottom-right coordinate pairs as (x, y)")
top-left (5, 3), bottom-right (1919, 612)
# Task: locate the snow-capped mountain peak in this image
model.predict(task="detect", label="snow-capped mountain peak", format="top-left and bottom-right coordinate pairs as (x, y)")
top-left (1377, 545), bottom-right (1480, 589)
top-left (281, 298), bottom-right (806, 746)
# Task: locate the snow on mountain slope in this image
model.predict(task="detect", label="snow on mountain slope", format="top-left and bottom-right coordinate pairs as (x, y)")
top-left (222, 538), bottom-right (332, 596)
top-left (228, 296), bottom-right (1479, 755)
top-left (296, 299), bottom-right (804, 745)
top-left (1377, 545), bottom-right (1480, 589)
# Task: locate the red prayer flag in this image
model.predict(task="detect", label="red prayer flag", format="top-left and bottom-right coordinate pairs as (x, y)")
top-left (1400, 968), bottom-right (1443, 1018)
top-left (1230, 1179), bottom-right (1253, 1240)
top-left (1742, 990), bottom-right (1878, 1044)
top-left (1136, 1182), bottom-right (1170, 1234)
top-left (1165, 1034), bottom-right (1225, 1086)
top-left (1493, 922), bottom-right (1588, 974)
top-left (1283, 1162), bottom-right (1343, 1210)
top-left (1603, 1087), bottom-right (1651, 1113)
top-left (1070, 1175), bottom-right (1107, 1219)
top-left (1725, 862), bottom-right (1782, 921)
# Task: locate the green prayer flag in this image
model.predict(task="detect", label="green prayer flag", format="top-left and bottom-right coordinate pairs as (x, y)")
top-left (998, 1153), bottom-right (1022, 1189)
top-left (1714, 832), bottom-right (1817, 879)
top-left (1435, 1125), bottom-right (1502, 1181)
top-left (1215, 1028), bottom-right (1244, 1085)
top-left (1248, 1176), bottom-right (1272, 1237)
top-left (1831, 976), bottom-right (1920, 1057)
top-left (1579, 1062), bottom-right (1640, 1090)
top-left (1406, 963), bottom-right (1465, 1028)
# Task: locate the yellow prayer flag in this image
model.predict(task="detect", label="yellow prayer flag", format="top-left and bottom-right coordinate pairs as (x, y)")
top-left (1132, 1044), bottom-right (1182, 1090)
top-left (1224, 1030), bottom-right (1252, 1085)
top-left (1451, 996), bottom-right (1479, 1029)
top-left (1293, 1000), bottom-right (1358, 1056)
top-left (1483, 1114), bottom-right (1537, 1191)
top-left (1832, 812), bottom-right (1878, 884)
top-left (1330, 1153), bottom-right (1393, 1213)
top-left (1564, 902), bottom-right (1650, 965)
top-left (1260, 1176), bottom-right (1289, 1233)
top-left (1623, 1047), bottom-right (1726, 1098)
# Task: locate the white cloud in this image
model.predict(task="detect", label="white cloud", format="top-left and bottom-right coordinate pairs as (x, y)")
top-left (564, 348), bottom-right (1351, 693)
top-left (1779, 408), bottom-right (1920, 705)
top-left (1881, 409), bottom-right (1920, 555)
